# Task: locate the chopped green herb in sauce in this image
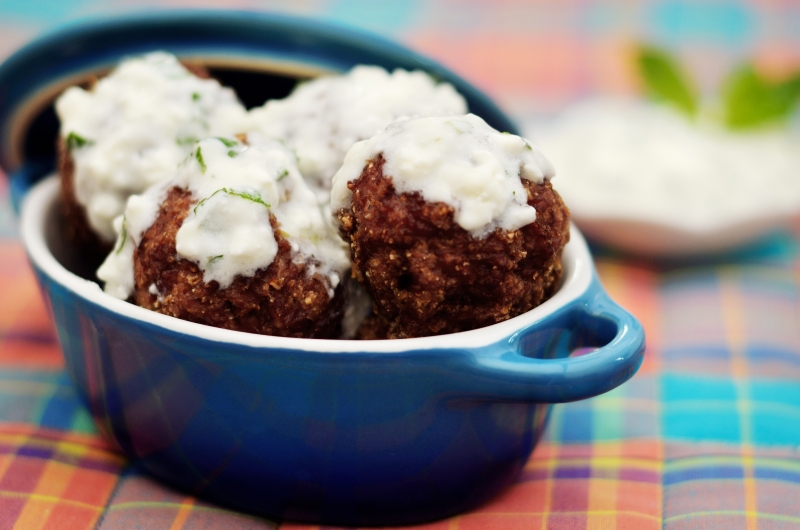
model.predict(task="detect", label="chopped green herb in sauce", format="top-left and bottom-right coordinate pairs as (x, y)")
top-left (207, 254), bottom-right (224, 265)
top-left (192, 92), bottom-right (201, 101)
top-left (66, 132), bottom-right (93, 150)
top-left (195, 147), bottom-right (207, 173)
top-left (216, 137), bottom-right (238, 148)
top-left (115, 217), bottom-right (128, 254)
top-left (176, 136), bottom-right (199, 146)
top-left (193, 188), bottom-right (271, 214)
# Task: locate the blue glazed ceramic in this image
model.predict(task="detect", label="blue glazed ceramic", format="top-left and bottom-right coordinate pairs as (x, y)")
top-left (5, 12), bottom-right (645, 527)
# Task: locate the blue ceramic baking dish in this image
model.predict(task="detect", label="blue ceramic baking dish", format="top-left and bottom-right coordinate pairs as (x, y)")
top-left (2, 11), bottom-right (645, 527)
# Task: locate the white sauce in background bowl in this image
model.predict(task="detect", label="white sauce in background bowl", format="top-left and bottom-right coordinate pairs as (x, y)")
top-left (529, 97), bottom-right (800, 256)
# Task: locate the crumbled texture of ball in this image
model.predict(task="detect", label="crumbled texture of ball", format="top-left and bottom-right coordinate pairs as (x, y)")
top-left (354, 313), bottom-right (390, 340)
top-left (337, 156), bottom-right (570, 339)
top-left (133, 187), bottom-right (344, 338)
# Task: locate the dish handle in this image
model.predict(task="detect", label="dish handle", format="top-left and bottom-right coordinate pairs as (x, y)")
top-left (473, 278), bottom-right (646, 403)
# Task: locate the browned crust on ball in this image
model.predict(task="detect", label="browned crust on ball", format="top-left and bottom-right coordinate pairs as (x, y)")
top-left (58, 138), bottom-right (114, 261)
top-left (180, 62), bottom-right (211, 79)
top-left (133, 187), bottom-right (344, 338)
top-left (337, 156), bottom-right (570, 339)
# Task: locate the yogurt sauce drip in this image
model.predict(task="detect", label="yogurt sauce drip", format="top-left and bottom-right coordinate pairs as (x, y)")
top-left (330, 114), bottom-right (555, 236)
top-left (98, 135), bottom-right (350, 300)
top-left (533, 97), bottom-right (800, 230)
top-left (246, 65), bottom-right (468, 196)
top-left (56, 52), bottom-right (248, 243)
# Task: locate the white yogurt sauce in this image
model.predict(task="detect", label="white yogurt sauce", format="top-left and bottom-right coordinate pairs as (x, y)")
top-left (246, 65), bottom-right (468, 196)
top-left (330, 114), bottom-right (555, 236)
top-left (56, 52), bottom-right (249, 243)
top-left (98, 134), bottom-right (350, 300)
top-left (531, 97), bottom-right (800, 231)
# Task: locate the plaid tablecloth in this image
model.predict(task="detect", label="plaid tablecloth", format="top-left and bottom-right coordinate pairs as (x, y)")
top-left (2, 1), bottom-right (800, 529)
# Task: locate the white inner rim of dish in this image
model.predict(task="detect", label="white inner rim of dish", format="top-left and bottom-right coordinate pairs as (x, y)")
top-left (22, 175), bottom-right (593, 353)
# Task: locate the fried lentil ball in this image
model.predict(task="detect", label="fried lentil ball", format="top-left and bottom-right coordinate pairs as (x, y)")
top-left (133, 186), bottom-right (344, 338)
top-left (56, 55), bottom-right (246, 257)
top-left (337, 156), bottom-right (570, 339)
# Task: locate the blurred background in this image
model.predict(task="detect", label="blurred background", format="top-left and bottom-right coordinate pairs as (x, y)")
top-left (2, 0), bottom-right (800, 248)
top-left (2, 3), bottom-right (800, 529)
top-left (1, 0), bottom-right (799, 118)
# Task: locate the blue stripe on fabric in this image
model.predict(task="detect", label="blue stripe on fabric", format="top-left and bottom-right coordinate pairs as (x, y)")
top-left (665, 466), bottom-right (800, 485)
top-left (556, 404), bottom-right (593, 443)
top-left (662, 346), bottom-right (730, 360)
top-left (662, 374), bottom-right (737, 402)
top-left (746, 346), bottom-right (800, 366)
top-left (664, 466), bottom-right (744, 485)
top-left (754, 468), bottom-right (800, 483)
top-left (662, 374), bottom-right (740, 442)
top-left (750, 381), bottom-right (800, 408)
top-left (39, 392), bottom-right (81, 430)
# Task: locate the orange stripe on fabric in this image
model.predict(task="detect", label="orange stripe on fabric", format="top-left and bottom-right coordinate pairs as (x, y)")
top-left (0, 241), bottom-right (63, 370)
top-left (540, 442), bottom-right (558, 530)
top-left (168, 498), bottom-right (196, 530)
top-left (1, 490), bottom-right (103, 530)
top-left (41, 503), bottom-right (102, 530)
top-left (61, 468), bottom-right (119, 508)
top-left (12, 497), bottom-right (55, 530)
top-left (586, 441), bottom-right (619, 530)
top-left (0, 424), bottom-right (121, 455)
top-left (720, 271), bottom-right (758, 530)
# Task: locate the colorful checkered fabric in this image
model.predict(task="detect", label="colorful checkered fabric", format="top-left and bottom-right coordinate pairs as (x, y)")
top-left (2, 1), bottom-right (800, 529)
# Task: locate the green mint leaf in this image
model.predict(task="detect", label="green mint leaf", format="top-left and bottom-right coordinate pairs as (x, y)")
top-left (215, 137), bottom-right (238, 148)
top-left (226, 189), bottom-right (271, 209)
top-left (176, 136), bottom-right (199, 146)
top-left (722, 64), bottom-right (800, 129)
top-left (195, 147), bottom-right (207, 173)
top-left (66, 132), bottom-right (93, 150)
top-left (636, 46), bottom-right (698, 117)
top-left (193, 188), bottom-right (271, 214)
top-left (115, 216), bottom-right (128, 254)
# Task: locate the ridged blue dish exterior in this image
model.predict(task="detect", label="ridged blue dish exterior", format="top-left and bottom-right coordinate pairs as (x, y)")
top-left (33, 260), bottom-right (643, 526)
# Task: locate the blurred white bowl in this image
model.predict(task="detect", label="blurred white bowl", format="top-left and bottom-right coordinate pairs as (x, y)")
top-left (527, 97), bottom-right (800, 258)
